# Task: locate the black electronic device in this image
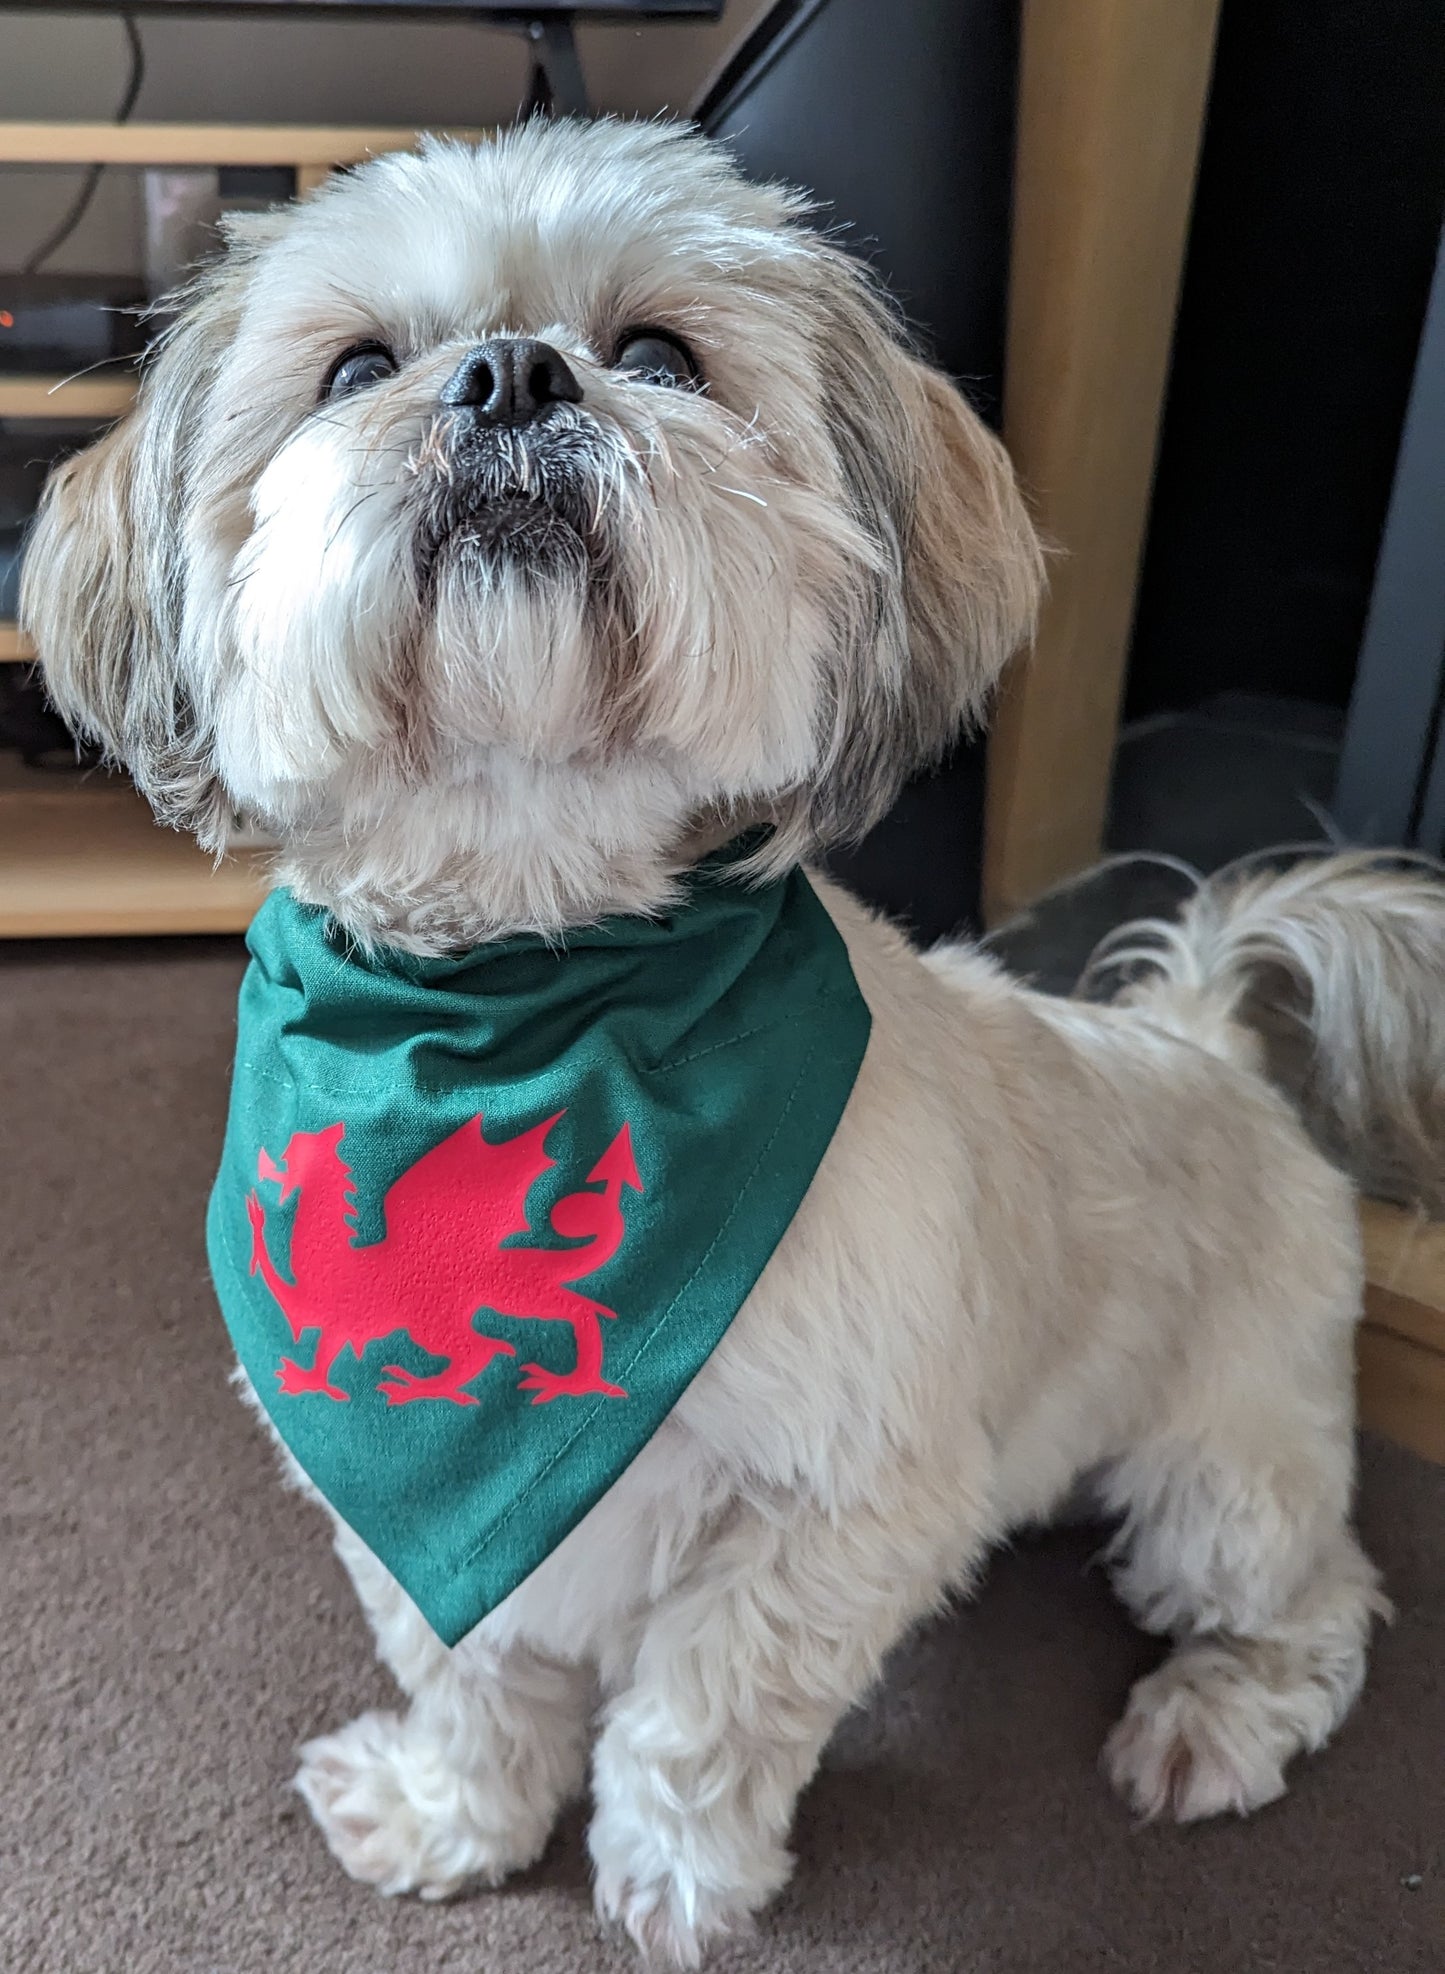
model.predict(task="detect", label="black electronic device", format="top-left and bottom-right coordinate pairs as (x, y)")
top-left (2, 1), bottom-right (719, 15)
top-left (0, 275), bottom-right (149, 377)
top-left (5, 2), bottom-right (722, 117)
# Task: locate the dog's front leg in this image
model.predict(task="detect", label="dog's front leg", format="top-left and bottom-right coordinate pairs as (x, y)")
top-left (295, 1522), bottom-right (594, 1900)
top-left (589, 1486), bottom-right (969, 1966)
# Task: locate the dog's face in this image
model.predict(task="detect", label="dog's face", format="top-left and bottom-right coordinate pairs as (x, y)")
top-left (24, 120), bottom-right (1041, 946)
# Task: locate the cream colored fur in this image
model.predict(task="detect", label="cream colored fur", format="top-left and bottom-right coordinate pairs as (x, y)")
top-left (22, 119), bottom-right (1439, 1968)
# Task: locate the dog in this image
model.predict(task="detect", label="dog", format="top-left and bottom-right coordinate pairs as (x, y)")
top-left (22, 119), bottom-right (1444, 1966)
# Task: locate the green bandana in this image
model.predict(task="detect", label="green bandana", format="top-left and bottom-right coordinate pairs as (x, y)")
top-left (206, 850), bottom-right (870, 1646)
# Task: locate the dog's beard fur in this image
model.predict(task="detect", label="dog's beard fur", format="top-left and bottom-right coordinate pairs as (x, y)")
top-left (23, 119), bottom-right (1041, 949)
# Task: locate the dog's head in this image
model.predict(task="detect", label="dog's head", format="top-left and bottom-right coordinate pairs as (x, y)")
top-left (23, 119), bottom-right (1041, 946)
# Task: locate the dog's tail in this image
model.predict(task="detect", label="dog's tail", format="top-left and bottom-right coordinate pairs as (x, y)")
top-left (1081, 851), bottom-right (1445, 1214)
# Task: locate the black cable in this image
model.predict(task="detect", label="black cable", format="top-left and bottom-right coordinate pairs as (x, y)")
top-left (22, 12), bottom-right (145, 277)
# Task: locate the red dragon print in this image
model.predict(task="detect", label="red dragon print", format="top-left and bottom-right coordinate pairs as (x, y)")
top-left (244, 1114), bottom-right (641, 1408)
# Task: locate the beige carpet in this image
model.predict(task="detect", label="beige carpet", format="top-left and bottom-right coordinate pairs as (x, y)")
top-left (3, 934), bottom-right (1442, 1974)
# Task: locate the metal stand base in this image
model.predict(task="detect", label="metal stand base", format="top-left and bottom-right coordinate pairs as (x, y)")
top-left (512, 13), bottom-right (590, 119)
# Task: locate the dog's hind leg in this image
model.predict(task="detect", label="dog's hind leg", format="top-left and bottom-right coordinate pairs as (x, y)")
top-left (1103, 1528), bottom-right (1384, 1823)
top-left (1097, 1332), bottom-right (1388, 1822)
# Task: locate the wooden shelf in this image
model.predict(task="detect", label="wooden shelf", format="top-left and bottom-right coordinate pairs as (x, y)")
top-left (0, 121), bottom-right (480, 168)
top-left (0, 373), bottom-right (138, 420)
top-left (0, 622), bottom-right (33, 664)
top-left (0, 758), bottom-right (264, 936)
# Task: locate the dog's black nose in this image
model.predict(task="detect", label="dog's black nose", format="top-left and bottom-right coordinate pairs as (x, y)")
top-left (440, 339), bottom-right (582, 426)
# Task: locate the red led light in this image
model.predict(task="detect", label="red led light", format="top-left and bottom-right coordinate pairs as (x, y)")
top-left (0, 311), bottom-right (14, 329)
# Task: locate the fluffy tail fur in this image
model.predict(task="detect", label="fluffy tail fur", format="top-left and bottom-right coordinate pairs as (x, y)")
top-left (1081, 851), bottom-right (1445, 1215)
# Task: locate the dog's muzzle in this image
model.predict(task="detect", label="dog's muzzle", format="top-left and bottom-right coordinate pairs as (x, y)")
top-left (413, 360), bottom-right (603, 588)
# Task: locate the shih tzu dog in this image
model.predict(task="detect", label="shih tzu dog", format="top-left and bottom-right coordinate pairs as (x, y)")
top-left (22, 120), bottom-right (1445, 1966)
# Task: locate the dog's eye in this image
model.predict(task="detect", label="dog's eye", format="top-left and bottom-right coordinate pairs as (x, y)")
top-left (613, 329), bottom-right (699, 388)
top-left (323, 342), bottom-right (398, 401)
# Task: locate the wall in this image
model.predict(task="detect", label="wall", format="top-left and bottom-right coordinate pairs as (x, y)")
top-left (0, 0), bottom-right (772, 273)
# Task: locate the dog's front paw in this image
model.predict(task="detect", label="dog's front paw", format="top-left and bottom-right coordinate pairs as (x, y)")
top-left (592, 1856), bottom-right (761, 1970)
top-left (295, 1711), bottom-right (550, 1899)
top-left (588, 1740), bottom-right (789, 1967)
top-left (1103, 1660), bottom-right (1288, 1823)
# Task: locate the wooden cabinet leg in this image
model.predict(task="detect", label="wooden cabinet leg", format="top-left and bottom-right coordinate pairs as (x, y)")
top-left (984, 0), bottom-right (1222, 926)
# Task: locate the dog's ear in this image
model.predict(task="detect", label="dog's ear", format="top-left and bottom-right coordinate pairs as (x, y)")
top-left (899, 358), bottom-right (1044, 724)
top-left (788, 249), bottom-right (1043, 849)
top-left (17, 225), bottom-right (285, 845)
top-left (20, 326), bottom-right (231, 843)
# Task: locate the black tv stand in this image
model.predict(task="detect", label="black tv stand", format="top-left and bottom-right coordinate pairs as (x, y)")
top-left (513, 12), bottom-right (590, 117)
